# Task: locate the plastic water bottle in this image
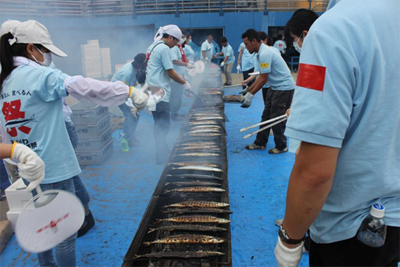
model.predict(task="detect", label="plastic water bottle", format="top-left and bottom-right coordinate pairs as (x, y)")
top-left (120, 133), bottom-right (129, 152)
top-left (356, 203), bottom-right (387, 247)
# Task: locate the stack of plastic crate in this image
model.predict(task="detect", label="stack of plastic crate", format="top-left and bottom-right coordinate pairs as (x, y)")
top-left (70, 103), bottom-right (113, 166)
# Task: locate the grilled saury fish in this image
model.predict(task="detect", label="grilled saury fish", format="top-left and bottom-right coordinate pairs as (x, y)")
top-left (134, 250), bottom-right (225, 259)
top-left (155, 215), bottom-right (230, 224)
top-left (163, 187), bottom-right (225, 194)
top-left (143, 234), bottom-right (225, 245)
top-left (147, 224), bottom-right (227, 234)
top-left (163, 201), bottom-right (230, 209)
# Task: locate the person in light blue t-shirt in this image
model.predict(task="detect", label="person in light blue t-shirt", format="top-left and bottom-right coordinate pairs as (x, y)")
top-left (183, 34), bottom-right (195, 63)
top-left (237, 42), bottom-right (255, 88)
top-left (111, 53), bottom-right (146, 146)
top-left (146, 25), bottom-right (191, 164)
top-left (275, 1), bottom-right (400, 266)
top-left (240, 29), bottom-right (295, 154)
top-left (218, 36), bottom-right (235, 86)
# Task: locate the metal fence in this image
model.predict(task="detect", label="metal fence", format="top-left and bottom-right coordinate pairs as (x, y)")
top-left (0, 0), bottom-right (329, 16)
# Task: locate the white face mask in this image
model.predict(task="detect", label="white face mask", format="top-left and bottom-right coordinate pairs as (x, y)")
top-left (292, 32), bottom-right (304, 53)
top-left (32, 46), bottom-right (53, 67)
top-left (293, 41), bottom-right (301, 53)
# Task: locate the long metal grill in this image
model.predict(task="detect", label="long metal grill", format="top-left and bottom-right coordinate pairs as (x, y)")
top-left (122, 65), bottom-right (231, 266)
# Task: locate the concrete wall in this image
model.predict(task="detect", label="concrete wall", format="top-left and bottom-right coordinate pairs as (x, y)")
top-left (2, 11), bottom-right (302, 76)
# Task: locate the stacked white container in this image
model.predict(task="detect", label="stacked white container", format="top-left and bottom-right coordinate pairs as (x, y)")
top-left (71, 103), bottom-right (113, 166)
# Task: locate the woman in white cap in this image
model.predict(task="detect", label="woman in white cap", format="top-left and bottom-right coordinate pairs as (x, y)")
top-left (0, 20), bottom-right (148, 266)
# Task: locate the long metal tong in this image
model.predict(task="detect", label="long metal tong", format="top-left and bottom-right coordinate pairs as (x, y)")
top-left (240, 114), bottom-right (287, 139)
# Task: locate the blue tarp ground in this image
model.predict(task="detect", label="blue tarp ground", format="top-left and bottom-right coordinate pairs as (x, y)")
top-left (0, 88), bottom-right (310, 266)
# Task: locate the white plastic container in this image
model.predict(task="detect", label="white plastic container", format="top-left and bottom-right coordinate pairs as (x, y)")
top-left (5, 179), bottom-right (32, 211)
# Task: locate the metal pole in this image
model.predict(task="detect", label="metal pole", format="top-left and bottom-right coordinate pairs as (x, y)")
top-left (175, 0), bottom-right (179, 17)
top-left (132, 0), bottom-right (137, 19)
top-left (219, 0), bottom-right (223, 16)
top-left (264, 0), bottom-right (268, 15)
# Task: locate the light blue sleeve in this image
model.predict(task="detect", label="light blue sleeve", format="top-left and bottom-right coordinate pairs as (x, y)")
top-left (286, 30), bottom-right (356, 148)
top-left (160, 46), bottom-right (174, 71)
top-left (170, 46), bottom-right (180, 61)
top-left (38, 68), bottom-right (69, 102)
top-left (258, 49), bottom-right (271, 74)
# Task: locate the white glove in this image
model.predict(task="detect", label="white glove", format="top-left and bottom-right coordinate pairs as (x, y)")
top-left (11, 143), bottom-right (45, 191)
top-left (125, 100), bottom-right (139, 119)
top-left (187, 63), bottom-right (195, 69)
top-left (129, 86), bottom-right (148, 110)
top-left (236, 65), bottom-right (241, 72)
top-left (204, 57), bottom-right (209, 61)
top-left (274, 237), bottom-right (303, 267)
top-left (220, 61), bottom-right (225, 67)
top-left (182, 81), bottom-right (191, 92)
top-left (240, 92), bottom-right (254, 108)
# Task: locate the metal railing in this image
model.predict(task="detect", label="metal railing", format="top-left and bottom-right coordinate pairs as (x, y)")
top-left (0, 0), bottom-right (329, 16)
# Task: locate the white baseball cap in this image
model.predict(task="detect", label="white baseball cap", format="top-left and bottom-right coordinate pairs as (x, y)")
top-left (153, 25), bottom-right (182, 43)
top-left (10, 20), bottom-right (67, 57)
top-left (0, 20), bottom-right (21, 36)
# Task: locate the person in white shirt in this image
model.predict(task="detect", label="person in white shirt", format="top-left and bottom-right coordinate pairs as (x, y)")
top-left (201, 34), bottom-right (217, 62)
top-left (273, 34), bottom-right (287, 56)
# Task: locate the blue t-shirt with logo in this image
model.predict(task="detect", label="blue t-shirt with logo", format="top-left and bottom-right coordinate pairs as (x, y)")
top-left (254, 43), bottom-right (294, 90)
top-left (0, 64), bottom-right (81, 184)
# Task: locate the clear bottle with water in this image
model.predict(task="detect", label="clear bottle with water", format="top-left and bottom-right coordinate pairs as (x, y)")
top-left (356, 203), bottom-right (387, 247)
top-left (120, 133), bottom-right (129, 152)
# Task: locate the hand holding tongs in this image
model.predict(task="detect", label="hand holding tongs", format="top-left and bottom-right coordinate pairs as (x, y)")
top-left (240, 114), bottom-right (288, 139)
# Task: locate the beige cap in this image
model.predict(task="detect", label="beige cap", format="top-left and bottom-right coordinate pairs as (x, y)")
top-left (0, 20), bottom-right (21, 36)
top-left (10, 20), bottom-right (67, 57)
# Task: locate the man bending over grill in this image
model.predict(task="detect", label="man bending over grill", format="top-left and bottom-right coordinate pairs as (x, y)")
top-left (240, 29), bottom-right (295, 154)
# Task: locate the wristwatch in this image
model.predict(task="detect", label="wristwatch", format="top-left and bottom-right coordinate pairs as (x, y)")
top-left (278, 224), bottom-right (305, 245)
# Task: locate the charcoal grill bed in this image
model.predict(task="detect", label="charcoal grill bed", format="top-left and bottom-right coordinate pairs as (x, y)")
top-left (123, 67), bottom-right (232, 267)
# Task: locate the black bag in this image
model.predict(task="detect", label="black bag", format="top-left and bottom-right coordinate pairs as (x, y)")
top-left (135, 62), bottom-right (147, 84)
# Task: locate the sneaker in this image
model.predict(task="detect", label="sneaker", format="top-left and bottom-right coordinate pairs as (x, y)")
top-left (268, 147), bottom-right (289, 154)
top-left (245, 143), bottom-right (266, 150)
top-left (223, 83), bottom-right (232, 86)
top-left (78, 210), bottom-right (95, 237)
top-left (275, 219), bottom-right (283, 227)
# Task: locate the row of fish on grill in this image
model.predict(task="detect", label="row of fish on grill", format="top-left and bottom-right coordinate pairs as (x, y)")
top-left (133, 86), bottom-right (229, 260)
top-left (135, 201), bottom-right (231, 259)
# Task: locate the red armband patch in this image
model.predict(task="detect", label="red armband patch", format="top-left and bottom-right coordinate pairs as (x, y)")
top-left (296, 63), bottom-right (326, 91)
